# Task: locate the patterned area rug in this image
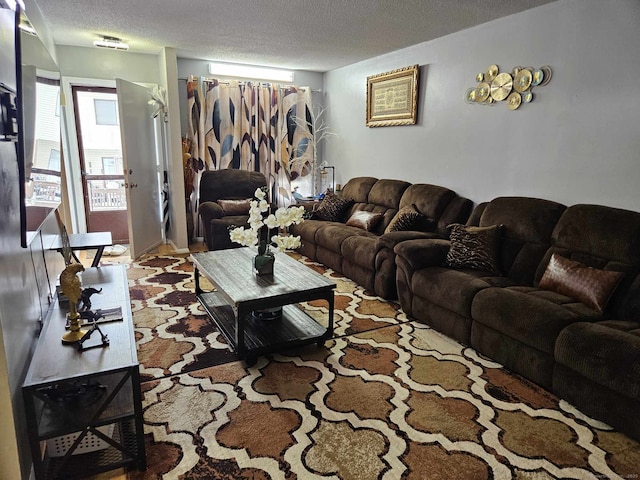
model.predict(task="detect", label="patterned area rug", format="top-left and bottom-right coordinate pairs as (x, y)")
top-left (123, 252), bottom-right (640, 480)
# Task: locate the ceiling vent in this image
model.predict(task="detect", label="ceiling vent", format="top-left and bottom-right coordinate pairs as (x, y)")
top-left (93, 36), bottom-right (129, 51)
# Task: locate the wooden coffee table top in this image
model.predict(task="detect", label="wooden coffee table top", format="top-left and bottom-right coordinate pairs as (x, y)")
top-left (190, 248), bottom-right (335, 305)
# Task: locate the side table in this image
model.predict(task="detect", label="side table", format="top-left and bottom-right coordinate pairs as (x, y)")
top-left (50, 231), bottom-right (113, 267)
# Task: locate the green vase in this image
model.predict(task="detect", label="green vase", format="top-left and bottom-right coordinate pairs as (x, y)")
top-left (253, 252), bottom-right (275, 276)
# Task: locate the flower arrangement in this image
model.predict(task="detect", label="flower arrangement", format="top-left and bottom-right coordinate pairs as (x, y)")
top-left (229, 187), bottom-right (305, 262)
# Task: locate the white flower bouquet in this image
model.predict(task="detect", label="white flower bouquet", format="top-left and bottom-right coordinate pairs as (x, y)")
top-left (229, 187), bottom-right (305, 258)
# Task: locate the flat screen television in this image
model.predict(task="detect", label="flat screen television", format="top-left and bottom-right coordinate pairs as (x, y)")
top-left (15, 5), bottom-right (62, 247)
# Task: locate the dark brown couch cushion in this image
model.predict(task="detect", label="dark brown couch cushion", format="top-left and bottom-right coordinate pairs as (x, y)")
top-left (384, 204), bottom-right (434, 233)
top-left (539, 253), bottom-right (623, 313)
top-left (555, 321), bottom-right (640, 398)
top-left (217, 198), bottom-right (251, 215)
top-left (314, 193), bottom-right (354, 222)
top-left (479, 197), bottom-right (566, 285)
top-left (545, 204), bottom-right (640, 320)
top-left (446, 224), bottom-right (501, 274)
top-left (346, 211), bottom-right (384, 231)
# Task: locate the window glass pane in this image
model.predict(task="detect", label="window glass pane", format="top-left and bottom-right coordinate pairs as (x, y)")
top-left (48, 149), bottom-right (60, 170)
top-left (102, 156), bottom-right (118, 175)
top-left (94, 99), bottom-right (118, 125)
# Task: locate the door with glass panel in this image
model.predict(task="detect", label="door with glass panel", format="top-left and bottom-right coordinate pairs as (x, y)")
top-left (72, 86), bottom-right (128, 243)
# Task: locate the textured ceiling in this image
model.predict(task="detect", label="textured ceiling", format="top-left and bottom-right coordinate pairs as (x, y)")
top-left (32, 0), bottom-right (556, 72)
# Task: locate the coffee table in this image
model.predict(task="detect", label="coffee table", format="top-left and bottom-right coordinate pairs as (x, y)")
top-left (191, 248), bottom-right (335, 365)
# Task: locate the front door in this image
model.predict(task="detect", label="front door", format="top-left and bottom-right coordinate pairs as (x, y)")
top-left (116, 78), bottom-right (163, 259)
top-left (72, 86), bottom-right (128, 243)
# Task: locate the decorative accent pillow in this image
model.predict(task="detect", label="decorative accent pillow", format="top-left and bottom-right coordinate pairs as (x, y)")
top-left (538, 253), bottom-right (624, 313)
top-left (446, 224), bottom-right (501, 274)
top-left (346, 211), bottom-right (384, 231)
top-left (384, 204), bottom-right (435, 234)
top-left (314, 193), bottom-right (354, 222)
top-left (217, 198), bottom-right (252, 215)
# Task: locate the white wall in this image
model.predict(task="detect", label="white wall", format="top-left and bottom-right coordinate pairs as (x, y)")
top-left (56, 46), bottom-right (160, 83)
top-left (325, 0), bottom-right (640, 212)
top-left (161, 48), bottom-right (189, 251)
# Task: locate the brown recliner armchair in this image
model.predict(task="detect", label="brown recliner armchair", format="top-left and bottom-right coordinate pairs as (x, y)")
top-left (198, 169), bottom-right (267, 250)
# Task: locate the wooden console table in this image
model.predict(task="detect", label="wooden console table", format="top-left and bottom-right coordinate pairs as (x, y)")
top-left (50, 231), bottom-right (113, 267)
top-left (23, 265), bottom-right (145, 479)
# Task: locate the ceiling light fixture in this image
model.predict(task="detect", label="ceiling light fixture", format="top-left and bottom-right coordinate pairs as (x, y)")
top-left (208, 62), bottom-right (293, 82)
top-left (93, 36), bottom-right (129, 51)
top-left (18, 19), bottom-right (37, 36)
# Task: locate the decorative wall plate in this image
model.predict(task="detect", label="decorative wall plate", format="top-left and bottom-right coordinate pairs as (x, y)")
top-left (532, 69), bottom-right (544, 86)
top-left (507, 92), bottom-right (522, 110)
top-left (490, 72), bottom-right (513, 101)
top-left (486, 64), bottom-right (499, 81)
top-left (514, 69), bottom-right (532, 93)
top-left (465, 64), bottom-right (551, 110)
top-left (475, 82), bottom-right (491, 102)
top-left (539, 65), bottom-right (553, 86)
top-left (464, 87), bottom-right (476, 103)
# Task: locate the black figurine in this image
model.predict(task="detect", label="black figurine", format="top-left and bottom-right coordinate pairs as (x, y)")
top-left (78, 287), bottom-right (102, 312)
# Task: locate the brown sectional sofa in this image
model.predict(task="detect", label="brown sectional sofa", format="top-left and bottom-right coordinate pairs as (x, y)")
top-left (394, 197), bottom-right (640, 441)
top-left (292, 176), bottom-right (472, 299)
top-left (198, 170), bottom-right (640, 440)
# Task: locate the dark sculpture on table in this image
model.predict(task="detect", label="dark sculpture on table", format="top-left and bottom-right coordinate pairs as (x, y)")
top-left (78, 287), bottom-right (102, 312)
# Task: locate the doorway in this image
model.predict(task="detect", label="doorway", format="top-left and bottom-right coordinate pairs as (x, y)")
top-left (72, 86), bottom-right (128, 243)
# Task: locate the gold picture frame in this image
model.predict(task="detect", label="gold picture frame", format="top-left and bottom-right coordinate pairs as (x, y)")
top-left (366, 64), bottom-right (419, 127)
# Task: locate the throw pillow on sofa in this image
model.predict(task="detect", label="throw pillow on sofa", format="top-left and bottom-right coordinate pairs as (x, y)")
top-left (346, 211), bottom-right (384, 231)
top-left (384, 204), bottom-right (435, 234)
top-left (539, 253), bottom-right (624, 313)
top-left (217, 198), bottom-right (252, 215)
top-left (446, 223), bottom-right (502, 274)
top-left (314, 193), bottom-right (354, 222)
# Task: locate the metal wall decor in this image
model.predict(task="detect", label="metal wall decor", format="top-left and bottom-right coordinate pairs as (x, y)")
top-left (465, 64), bottom-right (552, 110)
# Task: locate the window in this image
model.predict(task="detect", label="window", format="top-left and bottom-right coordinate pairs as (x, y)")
top-left (102, 156), bottom-right (118, 175)
top-left (48, 149), bottom-right (60, 171)
top-left (94, 99), bottom-right (118, 125)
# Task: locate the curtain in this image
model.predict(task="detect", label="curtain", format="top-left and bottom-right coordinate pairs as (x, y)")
top-left (185, 78), bottom-right (313, 241)
top-left (188, 79), bottom-right (312, 206)
top-left (279, 86), bottom-right (314, 205)
top-left (186, 76), bottom-right (205, 238)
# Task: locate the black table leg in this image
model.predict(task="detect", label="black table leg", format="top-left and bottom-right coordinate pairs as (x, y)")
top-left (92, 246), bottom-right (105, 267)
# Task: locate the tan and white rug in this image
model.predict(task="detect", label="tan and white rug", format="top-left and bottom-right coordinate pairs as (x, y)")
top-left (120, 252), bottom-right (639, 480)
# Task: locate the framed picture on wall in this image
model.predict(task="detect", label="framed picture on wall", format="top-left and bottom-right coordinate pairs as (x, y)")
top-left (366, 64), bottom-right (419, 127)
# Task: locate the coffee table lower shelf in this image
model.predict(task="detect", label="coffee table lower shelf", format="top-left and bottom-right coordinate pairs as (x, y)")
top-left (198, 291), bottom-right (330, 364)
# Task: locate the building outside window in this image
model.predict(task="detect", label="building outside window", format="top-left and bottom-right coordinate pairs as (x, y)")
top-left (94, 99), bottom-right (118, 125)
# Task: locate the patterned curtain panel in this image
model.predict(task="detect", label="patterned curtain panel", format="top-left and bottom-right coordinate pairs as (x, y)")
top-left (186, 76), bottom-right (205, 238)
top-left (190, 79), bottom-right (312, 205)
top-left (279, 86), bottom-right (313, 205)
top-left (185, 78), bottom-right (313, 240)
